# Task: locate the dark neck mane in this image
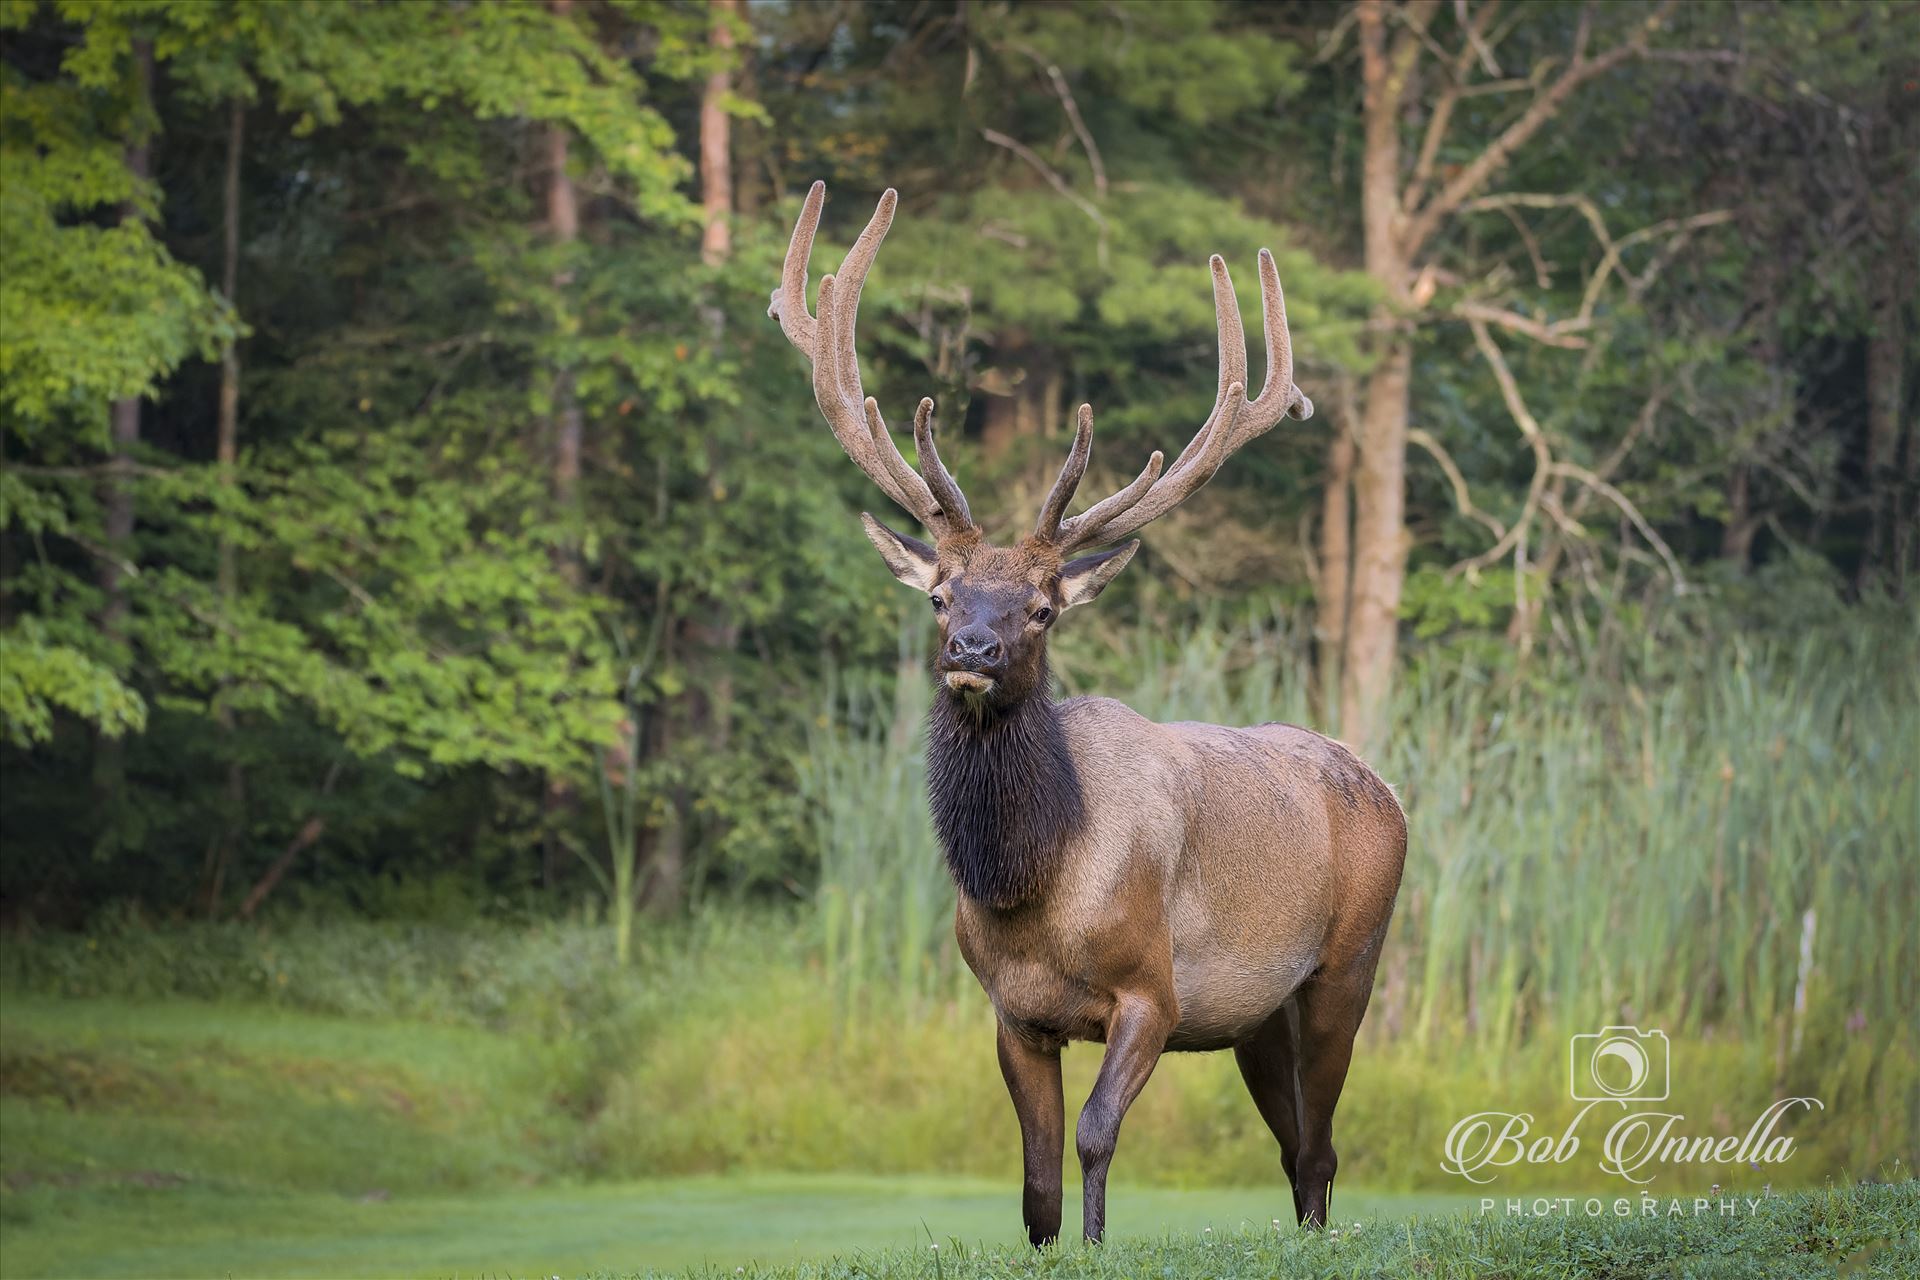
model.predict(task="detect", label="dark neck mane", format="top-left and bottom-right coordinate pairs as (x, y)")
top-left (925, 672), bottom-right (1084, 909)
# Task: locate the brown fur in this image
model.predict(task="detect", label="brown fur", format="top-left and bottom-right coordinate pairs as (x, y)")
top-left (770, 179), bottom-right (1397, 1244)
top-left (926, 544), bottom-right (1407, 1244)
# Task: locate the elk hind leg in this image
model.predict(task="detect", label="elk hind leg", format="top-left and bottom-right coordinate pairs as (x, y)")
top-left (1292, 967), bottom-right (1377, 1229)
top-left (1233, 999), bottom-right (1307, 1223)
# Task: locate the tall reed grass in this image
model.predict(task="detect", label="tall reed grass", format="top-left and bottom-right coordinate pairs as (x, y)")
top-left (798, 606), bottom-right (1918, 1063)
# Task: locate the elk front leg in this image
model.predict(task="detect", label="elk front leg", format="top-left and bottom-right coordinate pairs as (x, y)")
top-left (1077, 994), bottom-right (1171, 1243)
top-left (995, 1020), bottom-right (1064, 1247)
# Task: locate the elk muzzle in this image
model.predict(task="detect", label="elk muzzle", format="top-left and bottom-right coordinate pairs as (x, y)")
top-left (942, 624), bottom-right (1003, 694)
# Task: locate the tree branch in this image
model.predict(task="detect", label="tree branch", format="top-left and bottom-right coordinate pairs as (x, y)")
top-left (1456, 0), bottom-right (1504, 74)
top-left (1452, 318), bottom-right (1553, 576)
top-left (1453, 196), bottom-right (1730, 340)
top-left (980, 127), bottom-right (1107, 263)
top-left (1044, 63), bottom-right (1106, 200)
top-left (1409, 426), bottom-right (1508, 539)
top-left (1403, 0), bottom-right (1677, 256)
top-left (1453, 300), bottom-right (1587, 347)
top-left (1548, 460), bottom-right (1687, 588)
top-left (1405, 0), bottom-right (1506, 211)
top-left (1494, 202), bottom-right (1552, 288)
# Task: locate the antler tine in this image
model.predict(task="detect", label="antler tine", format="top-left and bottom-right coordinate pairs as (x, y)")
top-left (811, 274), bottom-right (926, 519)
top-left (768, 180), bottom-right (826, 350)
top-left (772, 183), bottom-right (969, 536)
top-left (1057, 448), bottom-right (1164, 544)
top-left (1066, 388), bottom-right (1245, 551)
top-left (1033, 404), bottom-right (1094, 542)
top-left (1243, 248), bottom-right (1313, 429)
top-left (1054, 246), bottom-right (1311, 554)
top-left (911, 398), bottom-right (973, 529)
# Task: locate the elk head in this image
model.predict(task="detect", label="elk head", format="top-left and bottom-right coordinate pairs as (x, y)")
top-left (768, 182), bottom-right (1313, 709)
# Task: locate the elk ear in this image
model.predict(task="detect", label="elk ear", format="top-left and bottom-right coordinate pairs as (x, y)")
top-left (1058, 540), bottom-right (1138, 610)
top-left (861, 513), bottom-right (939, 591)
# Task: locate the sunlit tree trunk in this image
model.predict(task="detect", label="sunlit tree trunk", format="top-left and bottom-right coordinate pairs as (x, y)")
top-left (1340, 0), bottom-right (1427, 751)
top-left (1343, 345), bottom-right (1412, 747)
top-left (1316, 417), bottom-right (1354, 725)
top-left (638, 0), bottom-right (746, 919)
top-left (700, 0), bottom-right (737, 268)
top-left (1335, 0), bottom-right (1662, 744)
top-left (546, 4), bottom-right (582, 524)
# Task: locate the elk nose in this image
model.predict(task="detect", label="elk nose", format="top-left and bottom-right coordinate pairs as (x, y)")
top-left (947, 626), bottom-right (1002, 665)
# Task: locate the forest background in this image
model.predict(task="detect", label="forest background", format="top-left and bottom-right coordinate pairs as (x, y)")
top-left (0, 2), bottom-right (1915, 1272)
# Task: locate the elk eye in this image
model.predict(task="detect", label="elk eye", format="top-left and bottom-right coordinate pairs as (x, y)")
top-left (1031, 606), bottom-right (1053, 626)
top-left (929, 594), bottom-right (945, 612)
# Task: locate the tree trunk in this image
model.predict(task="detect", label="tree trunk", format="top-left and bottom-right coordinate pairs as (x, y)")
top-left (1722, 461), bottom-right (1757, 569)
top-left (700, 0), bottom-right (738, 267)
top-left (238, 816), bottom-right (325, 921)
top-left (93, 39), bottom-right (153, 815)
top-left (216, 103), bottom-right (244, 598)
top-left (204, 99), bottom-right (247, 915)
top-left (237, 761), bottom-right (341, 920)
top-left (1342, 0), bottom-right (1423, 752)
top-left (644, 0), bottom-right (750, 917)
top-left (99, 40), bottom-right (153, 644)
top-left (635, 691), bottom-right (686, 916)
top-left (542, 0), bottom-right (584, 892)
top-left (545, 82), bottom-right (581, 515)
top-left (1863, 251), bottom-right (1906, 584)
top-left (1342, 341), bottom-right (1412, 748)
top-left (1316, 420), bottom-right (1354, 725)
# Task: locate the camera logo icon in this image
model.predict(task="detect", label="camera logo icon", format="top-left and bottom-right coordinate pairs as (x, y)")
top-left (1570, 1025), bottom-right (1670, 1103)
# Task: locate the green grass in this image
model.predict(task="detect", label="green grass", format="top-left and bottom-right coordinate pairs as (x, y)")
top-left (0, 996), bottom-right (566, 1196)
top-left (0, 1173), bottom-right (1476, 1279)
top-left (5, 1175), bottom-right (1907, 1278)
top-left (4, 922), bottom-right (1912, 1192)
top-left (2, 988), bottom-right (1913, 1278)
top-left (615, 1181), bottom-right (1918, 1279)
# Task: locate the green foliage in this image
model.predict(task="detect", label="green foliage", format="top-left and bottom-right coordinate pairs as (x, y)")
top-left (0, 50), bottom-right (231, 432)
top-left (0, 618), bottom-right (146, 745)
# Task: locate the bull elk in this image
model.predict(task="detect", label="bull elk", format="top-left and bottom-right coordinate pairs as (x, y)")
top-left (769, 182), bottom-right (1407, 1245)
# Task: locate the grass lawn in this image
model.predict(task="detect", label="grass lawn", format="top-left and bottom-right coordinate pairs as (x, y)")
top-left (637, 1181), bottom-right (1917, 1279)
top-left (2, 1176), bottom-right (1911, 1278)
top-left (0, 994), bottom-right (1460, 1276)
top-left (0, 1173), bottom-right (1474, 1278)
top-left (2, 993), bottom-right (1912, 1278)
